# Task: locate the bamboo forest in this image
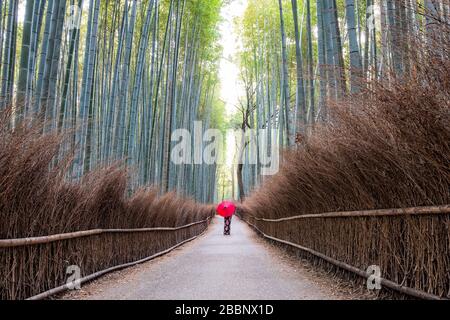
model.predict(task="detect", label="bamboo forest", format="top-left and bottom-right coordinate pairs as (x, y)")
top-left (1, 0), bottom-right (449, 302)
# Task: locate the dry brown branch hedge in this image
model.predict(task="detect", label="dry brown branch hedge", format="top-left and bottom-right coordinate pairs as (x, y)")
top-left (240, 23), bottom-right (450, 298)
top-left (0, 113), bottom-right (215, 300)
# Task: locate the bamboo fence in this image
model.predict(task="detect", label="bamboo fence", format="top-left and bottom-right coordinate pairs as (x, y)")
top-left (0, 217), bottom-right (212, 300)
top-left (239, 205), bottom-right (450, 300)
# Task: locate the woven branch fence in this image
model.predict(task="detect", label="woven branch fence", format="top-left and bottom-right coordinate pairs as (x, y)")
top-left (239, 205), bottom-right (450, 300)
top-left (0, 217), bottom-right (212, 300)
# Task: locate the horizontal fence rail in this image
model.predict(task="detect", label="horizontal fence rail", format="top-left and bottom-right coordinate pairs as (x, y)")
top-left (239, 205), bottom-right (450, 300)
top-left (248, 205), bottom-right (450, 222)
top-left (0, 218), bottom-right (210, 248)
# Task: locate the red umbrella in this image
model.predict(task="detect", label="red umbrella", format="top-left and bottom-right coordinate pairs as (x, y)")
top-left (216, 201), bottom-right (236, 218)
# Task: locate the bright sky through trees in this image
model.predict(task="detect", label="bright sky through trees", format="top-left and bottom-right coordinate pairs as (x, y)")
top-left (217, 0), bottom-right (248, 199)
top-left (219, 0), bottom-right (247, 117)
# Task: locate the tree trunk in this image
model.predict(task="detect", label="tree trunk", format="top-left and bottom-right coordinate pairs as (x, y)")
top-left (345, 0), bottom-right (363, 92)
top-left (306, 0), bottom-right (315, 127)
top-left (291, 0), bottom-right (306, 133)
top-left (17, 0), bottom-right (35, 116)
top-left (278, 0), bottom-right (292, 146)
top-left (316, 0), bottom-right (328, 121)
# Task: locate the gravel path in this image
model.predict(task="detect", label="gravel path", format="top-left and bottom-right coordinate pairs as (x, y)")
top-left (62, 217), bottom-right (349, 300)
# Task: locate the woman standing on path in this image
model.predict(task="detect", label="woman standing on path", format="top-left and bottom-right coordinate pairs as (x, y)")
top-left (216, 201), bottom-right (236, 235)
